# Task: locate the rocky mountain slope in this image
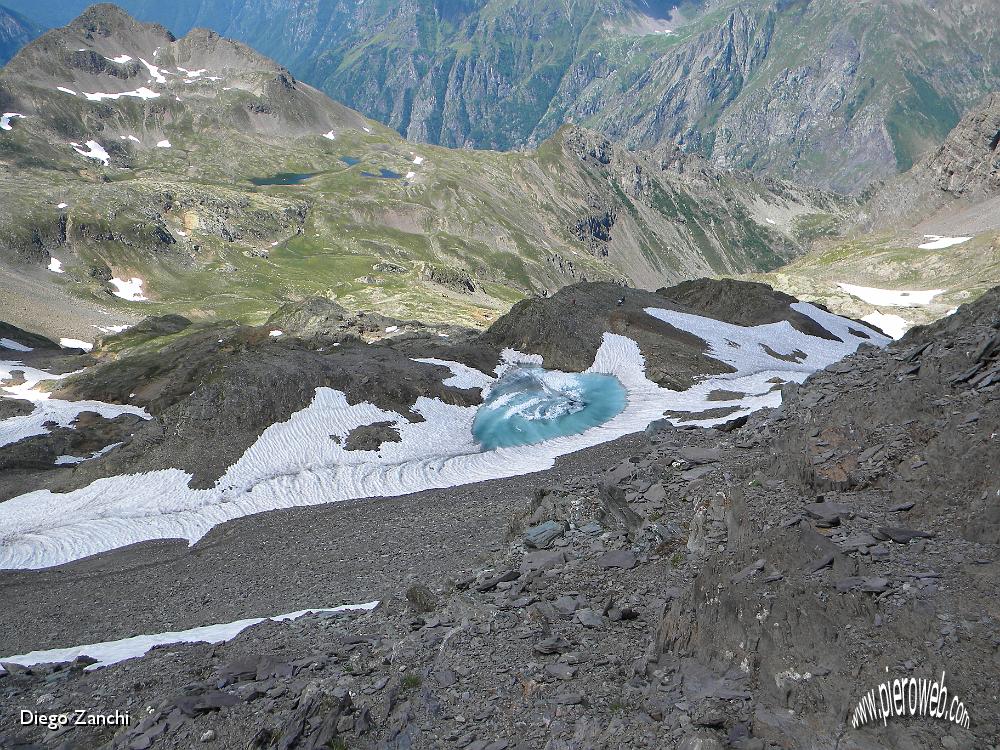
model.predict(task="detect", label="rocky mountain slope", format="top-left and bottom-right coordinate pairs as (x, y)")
top-left (562, 0), bottom-right (999, 193)
top-left (867, 91), bottom-right (1000, 231)
top-left (5, 0), bottom-right (997, 193)
top-left (0, 278), bottom-right (995, 749)
top-left (0, 5), bottom-right (841, 345)
top-left (749, 91), bottom-right (1000, 338)
top-left (0, 3), bottom-right (40, 66)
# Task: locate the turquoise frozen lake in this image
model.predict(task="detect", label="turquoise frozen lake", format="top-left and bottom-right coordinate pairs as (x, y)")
top-left (472, 366), bottom-right (627, 450)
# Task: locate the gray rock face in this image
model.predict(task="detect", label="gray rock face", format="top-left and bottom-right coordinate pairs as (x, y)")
top-left (869, 91), bottom-right (1000, 225)
top-left (344, 421), bottom-right (401, 452)
top-left (523, 521), bottom-right (565, 549)
top-left (918, 92), bottom-right (1000, 198)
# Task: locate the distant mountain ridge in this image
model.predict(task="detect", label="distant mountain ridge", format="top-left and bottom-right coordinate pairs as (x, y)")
top-left (0, 4), bottom-right (42, 66)
top-left (5, 0), bottom-right (997, 194)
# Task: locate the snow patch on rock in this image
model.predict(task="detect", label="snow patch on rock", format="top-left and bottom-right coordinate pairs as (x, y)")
top-left (836, 283), bottom-right (943, 307)
top-left (55, 442), bottom-right (123, 466)
top-left (0, 603), bottom-right (379, 673)
top-left (413, 358), bottom-right (494, 392)
top-left (83, 87), bottom-right (159, 102)
top-left (71, 140), bottom-right (110, 166)
top-left (110, 277), bottom-right (147, 301)
top-left (862, 311), bottom-right (910, 339)
top-left (0, 338), bottom-right (32, 352)
top-left (59, 338), bottom-right (93, 351)
top-left (918, 235), bottom-right (972, 250)
top-left (0, 113), bottom-right (25, 131)
top-left (139, 58), bottom-right (167, 84)
top-left (0, 361), bottom-right (150, 451)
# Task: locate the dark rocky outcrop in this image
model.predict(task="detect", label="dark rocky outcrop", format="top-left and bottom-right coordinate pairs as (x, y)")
top-left (344, 421), bottom-right (402, 452)
top-left (656, 278), bottom-right (843, 341)
top-left (0, 322), bottom-right (60, 350)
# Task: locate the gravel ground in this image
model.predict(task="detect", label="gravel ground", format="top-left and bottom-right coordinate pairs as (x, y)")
top-left (0, 268), bottom-right (139, 343)
top-left (0, 435), bottom-right (646, 655)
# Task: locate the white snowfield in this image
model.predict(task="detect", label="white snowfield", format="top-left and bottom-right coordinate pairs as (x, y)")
top-left (918, 235), bottom-right (972, 250)
top-left (323, 130), bottom-right (336, 140)
top-left (71, 140), bottom-right (110, 166)
top-left (110, 277), bottom-right (147, 301)
top-left (0, 603), bottom-right (379, 673)
top-left (156, 139), bottom-right (171, 148)
top-left (0, 360), bottom-right (150, 450)
top-left (0, 303), bottom-right (888, 570)
top-left (83, 87), bottom-right (159, 102)
top-left (57, 86), bottom-right (77, 95)
top-left (59, 338), bottom-right (93, 351)
top-left (836, 283), bottom-right (944, 307)
top-left (0, 338), bottom-right (32, 352)
top-left (48, 257), bottom-right (64, 273)
top-left (55, 442), bottom-right (122, 466)
top-left (412, 358), bottom-right (495, 391)
top-left (0, 112), bottom-right (25, 131)
top-left (862, 311), bottom-right (909, 340)
top-left (139, 58), bottom-right (167, 84)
